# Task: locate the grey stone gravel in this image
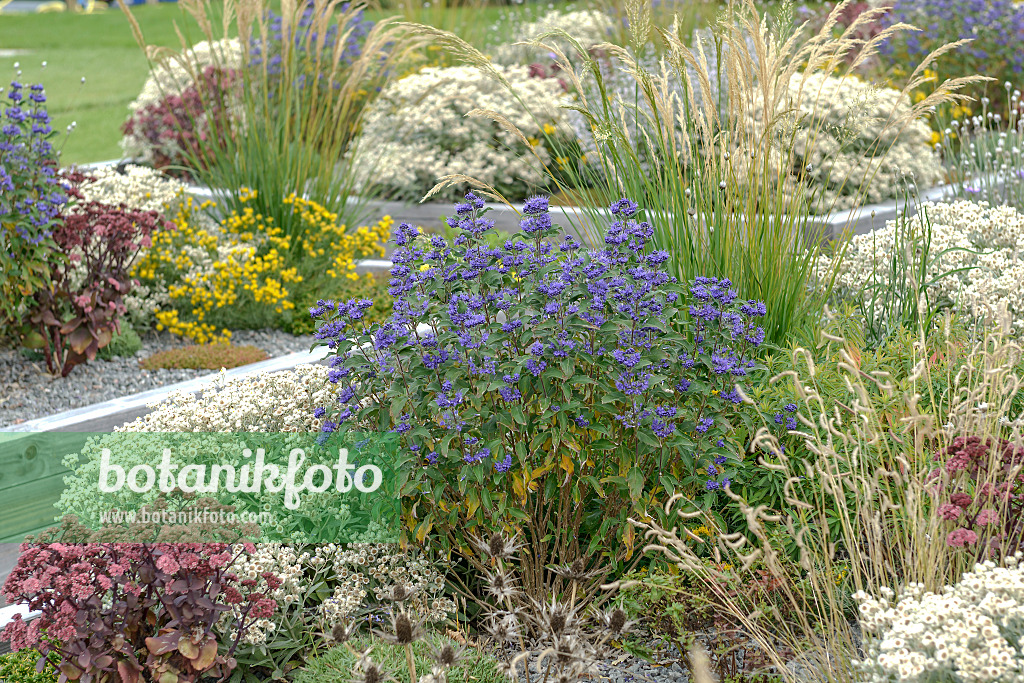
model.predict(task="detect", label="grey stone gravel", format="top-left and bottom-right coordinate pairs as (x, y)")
top-left (0, 329), bottom-right (315, 428)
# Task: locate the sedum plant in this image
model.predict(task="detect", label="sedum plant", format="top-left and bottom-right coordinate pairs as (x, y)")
top-left (24, 173), bottom-right (168, 377)
top-left (311, 193), bottom-right (768, 601)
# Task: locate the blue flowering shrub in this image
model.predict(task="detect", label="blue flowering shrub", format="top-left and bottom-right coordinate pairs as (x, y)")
top-left (312, 193), bottom-right (768, 597)
top-left (0, 78), bottom-right (66, 322)
top-left (880, 0), bottom-right (1024, 105)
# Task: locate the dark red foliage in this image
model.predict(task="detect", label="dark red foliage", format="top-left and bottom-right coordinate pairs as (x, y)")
top-left (933, 435), bottom-right (1024, 558)
top-left (120, 66), bottom-right (240, 177)
top-left (27, 173), bottom-right (170, 377)
top-left (1, 539), bottom-right (274, 683)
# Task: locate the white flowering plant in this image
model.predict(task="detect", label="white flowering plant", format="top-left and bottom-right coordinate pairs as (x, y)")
top-left (816, 200), bottom-right (1024, 336)
top-left (854, 554), bottom-right (1024, 683)
top-left (739, 72), bottom-right (944, 213)
top-left (489, 8), bottom-right (614, 67)
top-left (352, 64), bottom-right (572, 202)
top-left (56, 366), bottom-right (400, 544)
top-left (224, 543), bottom-right (455, 679)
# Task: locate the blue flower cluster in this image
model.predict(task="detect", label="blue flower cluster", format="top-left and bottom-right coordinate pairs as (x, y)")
top-left (311, 193), bottom-right (767, 498)
top-left (880, 0), bottom-right (1024, 76)
top-left (250, 1), bottom-right (372, 87)
top-left (0, 79), bottom-right (63, 245)
top-left (0, 76), bottom-right (65, 320)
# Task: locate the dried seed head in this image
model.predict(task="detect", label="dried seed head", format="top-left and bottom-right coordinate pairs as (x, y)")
top-left (331, 621), bottom-right (356, 644)
top-left (385, 583), bottom-right (412, 602)
top-left (485, 566), bottom-right (522, 601)
top-left (606, 608), bottom-right (628, 636)
top-left (472, 532), bottom-right (522, 560)
top-left (550, 558), bottom-right (602, 582)
top-left (434, 643), bottom-right (461, 668)
top-left (394, 613), bottom-right (416, 644)
top-left (355, 653), bottom-right (392, 683)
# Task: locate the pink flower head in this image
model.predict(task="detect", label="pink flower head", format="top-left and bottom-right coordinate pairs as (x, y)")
top-left (975, 509), bottom-right (1000, 526)
top-left (938, 503), bottom-right (962, 521)
top-left (950, 493), bottom-right (973, 508)
top-left (154, 554), bottom-right (180, 575)
top-left (947, 528), bottom-right (980, 548)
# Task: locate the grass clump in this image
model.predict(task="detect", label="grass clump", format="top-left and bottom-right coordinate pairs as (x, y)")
top-left (140, 343), bottom-right (268, 370)
top-left (295, 635), bottom-right (504, 683)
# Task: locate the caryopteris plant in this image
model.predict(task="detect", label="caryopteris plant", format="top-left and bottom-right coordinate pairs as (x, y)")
top-left (120, 0), bottom-right (425, 237)
top-left (414, 0), bottom-right (984, 346)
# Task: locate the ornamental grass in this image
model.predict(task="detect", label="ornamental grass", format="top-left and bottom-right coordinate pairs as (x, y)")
top-left (408, 0), bottom-right (985, 346)
top-left (119, 0), bottom-right (427, 238)
top-left (621, 312), bottom-right (1024, 682)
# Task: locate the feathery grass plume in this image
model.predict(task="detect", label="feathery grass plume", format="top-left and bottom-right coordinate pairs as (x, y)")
top-left (120, 0), bottom-right (426, 239)
top-left (622, 314), bottom-right (1024, 682)
top-left (406, 0), bottom-right (984, 345)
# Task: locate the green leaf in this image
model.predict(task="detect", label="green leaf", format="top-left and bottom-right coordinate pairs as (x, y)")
top-left (627, 467), bottom-right (644, 500)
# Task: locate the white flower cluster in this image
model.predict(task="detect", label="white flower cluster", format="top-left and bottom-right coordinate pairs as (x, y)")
top-left (221, 544), bottom-right (307, 646)
top-left (490, 8), bottom-right (614, 66)
top-left (742, 72), bottom-right (942, 213)
top-left (56, 367), bottom-right (335, 525)
top-left (353, 64), bottom-right (570, 201)
top-left (817, 200), bottom-right (1024, 327)
top-left (122, 364), bottom-right (335, 432)
top-left (79, 164), bottom-right (188, 215)
top-left (854, 554), bottom-right (1024, 682)
top-left (321, 543), bottom-right (456, 624)
top-left (121, 38), bottom-right (245, 164)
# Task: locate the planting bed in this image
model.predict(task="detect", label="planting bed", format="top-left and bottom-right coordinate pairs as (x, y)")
top-left (0, 329), bottom-right (314, 429)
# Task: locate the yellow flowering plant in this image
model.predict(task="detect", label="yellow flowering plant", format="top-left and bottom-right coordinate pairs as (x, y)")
top-left (135, 190), bottom-right (390, 344)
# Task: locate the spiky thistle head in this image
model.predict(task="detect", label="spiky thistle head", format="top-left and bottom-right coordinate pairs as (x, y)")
top-left (471, 532), bottom-right (523, 561)
top-left (549, 557), bottom-right (603, 583)
top-left (429, 640), bottom-right (467, 670)
top-left (352, 651), bottom-right (395, 683)
top-left (597, 607), bottom-right (634, 637)
top-left (373, 611), bottom-right (424, 646)
top-left (382, 582), bottom-right (415, 603)
top-left (484, 567), bottom-right (521, 602)
top-left (485, 610), bottom-right (522, 644)
top-left (331, 619), bottom-right (357, 644)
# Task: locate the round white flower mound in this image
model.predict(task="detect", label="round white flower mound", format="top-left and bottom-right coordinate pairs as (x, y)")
top-left (743, 72), bottom-right (942, 213)
top-left (816, 200), bottom-right (1024, 326)
top-left (490, 8), bottom-right (614, 66)
top-left (121, 364), bottom-right (335, 432)
top-left (854, 554), bottom-right (1024, 682)
top-left (79, 164), bottom-right (188, 214)
top-left (353, 64), bottom-right (570, 202)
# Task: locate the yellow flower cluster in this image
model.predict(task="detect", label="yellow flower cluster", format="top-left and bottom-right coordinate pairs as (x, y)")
top-left (136, 191), bottom-right (390, 344)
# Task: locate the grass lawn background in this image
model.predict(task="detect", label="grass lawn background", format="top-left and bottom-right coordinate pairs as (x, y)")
top-left (0, 2), bottom-right (512, 165)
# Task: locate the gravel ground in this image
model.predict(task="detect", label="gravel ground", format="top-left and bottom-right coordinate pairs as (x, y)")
top-left (0, 329), bottom-right (315, 428)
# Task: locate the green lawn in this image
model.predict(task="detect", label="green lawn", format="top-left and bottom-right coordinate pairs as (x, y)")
top-left (0, 2), bottom-right (522, 165)
top-left (0, 4), bottom-right (214, 164)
